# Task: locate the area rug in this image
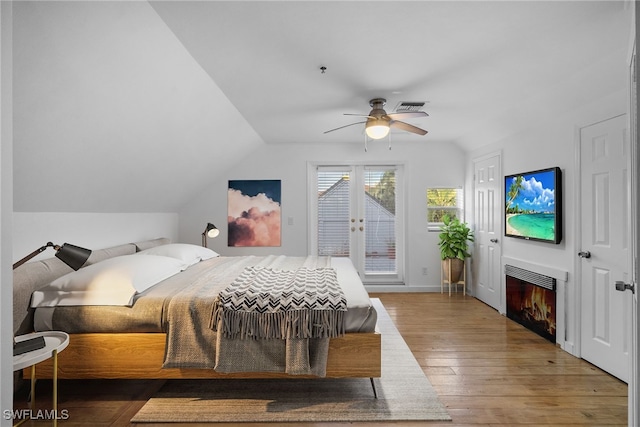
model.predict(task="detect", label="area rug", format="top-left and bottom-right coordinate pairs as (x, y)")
top-left (131, 298), bottom-right (451, 423)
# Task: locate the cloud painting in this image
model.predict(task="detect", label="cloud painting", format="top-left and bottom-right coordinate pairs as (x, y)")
top-left (228, 180), bottom-right (281, 247)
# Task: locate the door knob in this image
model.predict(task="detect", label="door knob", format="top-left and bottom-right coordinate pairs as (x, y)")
top-left (490, 238), bottom-right (498, 243)
top-left (615, 281), bottom-right (636, 294)
top-left (578, 251), bottom-right (591, 259)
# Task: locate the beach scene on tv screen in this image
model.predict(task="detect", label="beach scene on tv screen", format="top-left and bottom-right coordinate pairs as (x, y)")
top-left (505, 169), bottom-right (556, 241)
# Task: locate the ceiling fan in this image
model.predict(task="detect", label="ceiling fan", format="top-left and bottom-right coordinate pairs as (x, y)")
top-left (324, 98), bottom-right (428, 143)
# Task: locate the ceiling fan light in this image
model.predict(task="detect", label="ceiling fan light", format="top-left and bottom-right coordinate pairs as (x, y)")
top-left (365, 121), bottom-right (390, 139)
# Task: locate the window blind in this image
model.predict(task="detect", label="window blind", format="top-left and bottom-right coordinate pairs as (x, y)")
top-left (364, 167), bottom-right (397, 273)
top-left (317, 168), bottom-right (351, 257)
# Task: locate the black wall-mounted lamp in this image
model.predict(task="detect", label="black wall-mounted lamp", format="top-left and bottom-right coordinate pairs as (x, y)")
top-left (13, 241), bottom-right (91, 355)
top-left (201, 223), bottom-right (219, 248)
top-left (13, 241), bottom-right (92, 271)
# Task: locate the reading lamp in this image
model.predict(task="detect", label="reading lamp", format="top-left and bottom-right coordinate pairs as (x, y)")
top-left (13, 242), bottom-right (91, 355)
top-left (13, 241), bottom-right (92, 270)
top-left (201, 223), bottom-right (219, 248)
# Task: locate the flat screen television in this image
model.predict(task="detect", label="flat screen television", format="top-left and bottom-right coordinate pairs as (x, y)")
top-left (504, 167), bottom-right (562, 244)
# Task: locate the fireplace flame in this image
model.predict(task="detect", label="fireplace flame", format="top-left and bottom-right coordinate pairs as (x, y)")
top-left (522, 286), bottom-right (556, 336)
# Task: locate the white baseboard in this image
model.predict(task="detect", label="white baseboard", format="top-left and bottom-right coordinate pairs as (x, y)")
top-left (365, 284), bottom-right (469, 293)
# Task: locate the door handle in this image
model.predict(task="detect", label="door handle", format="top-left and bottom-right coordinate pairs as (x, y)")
top-left (578, 251), bottom-right (591, 259)
top-left (490, 239), bottom-right (498, 243)
top-left (615, 281), bottom-right (635, 294)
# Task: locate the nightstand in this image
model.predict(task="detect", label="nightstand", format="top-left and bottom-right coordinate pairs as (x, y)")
top-left (13, 331), bottom-right (69, 427)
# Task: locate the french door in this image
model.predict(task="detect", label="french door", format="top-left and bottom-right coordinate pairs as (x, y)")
top-left (309, 164), bottom-right (404, 285)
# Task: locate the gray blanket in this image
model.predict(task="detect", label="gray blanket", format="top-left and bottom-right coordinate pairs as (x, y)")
top-left (162, 255), bottom-right (339, 377)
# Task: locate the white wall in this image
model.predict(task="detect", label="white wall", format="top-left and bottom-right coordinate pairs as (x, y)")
top-left (467, 87), bottom-right (628, 354)
top-left (1, 1), bottom-right (12, 423)
top-left (12, 212), bottom-right (179, 264)
top-left (12, 1), bottom-right (266, 214)
top-left (178, 138), bottom-right (466, 291)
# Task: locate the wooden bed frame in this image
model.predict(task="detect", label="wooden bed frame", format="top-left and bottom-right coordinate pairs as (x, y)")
top-left (16, 239), bottom-right (381, 381)
top-left (27, 331), bottom-right (381, 380)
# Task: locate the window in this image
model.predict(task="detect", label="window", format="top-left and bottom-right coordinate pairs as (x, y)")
top-left (427, 187), bottom-right (463, 231)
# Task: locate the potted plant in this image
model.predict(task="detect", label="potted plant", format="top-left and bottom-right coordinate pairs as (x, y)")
top-left (438, 214), bottom-right (474, 283)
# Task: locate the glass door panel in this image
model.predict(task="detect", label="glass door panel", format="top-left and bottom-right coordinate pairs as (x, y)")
top-left (363, 167), bottom-right (397, 275)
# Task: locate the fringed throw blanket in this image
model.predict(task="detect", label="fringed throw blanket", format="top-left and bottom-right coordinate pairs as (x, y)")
top-left (211, 266), bottom-right (347, 340)
top-left (162, 255), bottom-right (345, 377)
top-left (210, 257), bottom-right (347, 376)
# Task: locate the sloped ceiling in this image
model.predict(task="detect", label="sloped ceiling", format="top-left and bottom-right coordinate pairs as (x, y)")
top-left (13, 1), bottom-right (264, 213)
top-left (12, 1), bottom-right (631, 213)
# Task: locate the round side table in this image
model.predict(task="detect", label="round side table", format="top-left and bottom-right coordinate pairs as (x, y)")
top-left (13, 331), bottom-right (69, 427)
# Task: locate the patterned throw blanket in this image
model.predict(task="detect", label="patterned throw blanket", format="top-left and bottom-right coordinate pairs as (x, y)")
top-left (162, 256), bottom-right (346, 377)
top-left (211, 266), bottom-right (347, 340)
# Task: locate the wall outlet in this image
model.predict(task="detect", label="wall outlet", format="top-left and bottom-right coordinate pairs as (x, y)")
top-left (287, 217), bottom-right (294, 225)
top-left (422, 267), bottom-right (428, 276)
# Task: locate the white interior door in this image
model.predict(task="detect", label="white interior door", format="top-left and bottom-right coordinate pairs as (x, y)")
top-left (473, 153), bottom-right (502, 312)
top-left (579, 114), bottom-right (631, 382)
top-left (629, 33), bottom-right (638, 426)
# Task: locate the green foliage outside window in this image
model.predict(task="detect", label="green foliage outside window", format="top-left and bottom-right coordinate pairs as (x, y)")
top-left (367, 170), bottom-right (396, 215)
top-left (427, 188), bottom-right (460, 223)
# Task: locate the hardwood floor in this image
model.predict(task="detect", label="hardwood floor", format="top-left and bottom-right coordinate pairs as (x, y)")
top-left (375, 293), bottom-right (627, 426)
top-left (13, 292), bottom-right (628, 426)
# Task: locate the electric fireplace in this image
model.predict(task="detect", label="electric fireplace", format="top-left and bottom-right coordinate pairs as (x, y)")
top-left (505, 265), bottom-right (556, 343)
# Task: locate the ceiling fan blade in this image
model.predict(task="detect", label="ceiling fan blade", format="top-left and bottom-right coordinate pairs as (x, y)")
top-left (323, 121), bottom-right (367, 134)
top-left (387, 111), bottom-right (429, 120)
top-left (390, 120), bottom-right (428, 135)
top-left (343, 113), bottom-right (376, 119)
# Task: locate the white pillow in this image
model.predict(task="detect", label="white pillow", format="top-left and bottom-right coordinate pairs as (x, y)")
top-left (136, 243), bottom-right (219, 266)
top-left (31, 254), bottom-right (188, 307)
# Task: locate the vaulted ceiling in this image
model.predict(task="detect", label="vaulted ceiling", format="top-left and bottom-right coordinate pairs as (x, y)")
top-left (150, 0), bottom-right (630, 148)
top-left (11, 1), bottom-right (631, 213)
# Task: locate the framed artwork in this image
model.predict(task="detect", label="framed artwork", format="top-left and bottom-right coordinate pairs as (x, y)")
top-left (228, 180), bottom-right (281, 247)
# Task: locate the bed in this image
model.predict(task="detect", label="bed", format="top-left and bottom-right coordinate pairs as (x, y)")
top-left (13, 238), bottom-right (381, 380)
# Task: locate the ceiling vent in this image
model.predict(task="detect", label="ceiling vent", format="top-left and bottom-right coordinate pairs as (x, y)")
top-left (394, 101), bottom-right (426, 112)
